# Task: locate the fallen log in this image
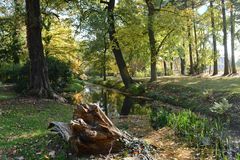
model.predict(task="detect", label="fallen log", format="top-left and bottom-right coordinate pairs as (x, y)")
top-left (48, 103), bottom-right (127, 155)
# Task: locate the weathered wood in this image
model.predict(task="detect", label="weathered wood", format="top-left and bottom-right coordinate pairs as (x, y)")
top-left (49, 104), bottom-right (125, 155)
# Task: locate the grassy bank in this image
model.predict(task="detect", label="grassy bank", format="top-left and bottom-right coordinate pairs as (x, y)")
top-left (0, 100), bottom-right (73, 159)
top-left (89, 76), bottom-right (240, 125)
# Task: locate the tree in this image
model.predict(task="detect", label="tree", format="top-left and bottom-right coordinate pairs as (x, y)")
top-left (25, 0), bottom-right (53, 97)
top-left (230, 1), bottom-right (237, 74)
top-left (145, 0), bottom-right (158, 81)
top-left (221, 0), bottom-right (229, 75)
top-left (210, 0), bottom-right (218, 75)
top-left (100, 0), bottom-right (133, 88)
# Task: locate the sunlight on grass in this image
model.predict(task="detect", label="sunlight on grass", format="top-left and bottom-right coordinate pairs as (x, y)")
top-left (0, 102), bottom-right (73, 149)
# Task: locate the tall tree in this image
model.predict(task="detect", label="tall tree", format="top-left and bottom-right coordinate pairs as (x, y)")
top-left (210, 0), bottom-right (218, 75)
top-left (100, 0), bottom-right (133, 88)
top-left (221, 0), bottom-right (229, 75)
top-left (145, 0), bottom-right (158, 81)
top-left (12, 0), bottom-right (22, 64)
top-left (185, 0), bottom-right (194, 75)
top-left (25, 0), bottom-right (53, 97)
top-left (192, 1), bottom-right (199, 73)
top-left (230, 1), bottom-right (237, 74)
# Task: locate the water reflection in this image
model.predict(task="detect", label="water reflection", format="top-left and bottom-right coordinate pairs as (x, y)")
top-left (79, 84), bottom-right (151, 117)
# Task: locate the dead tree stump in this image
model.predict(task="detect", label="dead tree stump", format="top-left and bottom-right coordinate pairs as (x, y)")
top-left (49, 103), bottom-right (126, 155)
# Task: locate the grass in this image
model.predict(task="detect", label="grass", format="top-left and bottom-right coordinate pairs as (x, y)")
top-left (152, 76), bottom-right (240, 93)
top-left (0, 90), bottom-right (17, 100)
top-left (0, 84), bottom-right (17, 100)
top-left (0, 101), bottom-right (73, 159)
top-left (150, 108), bottom-right (237, 159)
top-left (146, 76), bottom-right (240, 119)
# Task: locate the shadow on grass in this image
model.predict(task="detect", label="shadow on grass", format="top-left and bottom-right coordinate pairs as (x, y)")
top-left (0, 102), bottom-right (73, 159)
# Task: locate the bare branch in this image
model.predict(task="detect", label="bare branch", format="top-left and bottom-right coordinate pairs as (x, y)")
top-left (100, 0), bottom-right (109, 5)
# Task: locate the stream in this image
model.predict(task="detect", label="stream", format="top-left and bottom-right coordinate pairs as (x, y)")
top-left (75, 82), bottom-right (240, 155)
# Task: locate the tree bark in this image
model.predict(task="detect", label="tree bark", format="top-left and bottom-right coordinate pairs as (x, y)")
top-left (188, 26), bottom-right (194, 75)
top-left (192, 2), bottom-right (199, 73)
top-left (25, 0), bottom-right (53, 97)
top-left (230, 2), bottom-right (237, 74)
top-left (103, 0), bottom-right (133, 88)
top-left (180, 57), bottom-right (185, 75)
top-left (221, 0), bottom-right (229, 75)
top-left (163, 61), bottom-right (167, 76)
top-left (210, 0), bottom-right (218, 75)
top-left (103, 36), bottom-right (107, 81)
top-left (145, 0), bottom-right (158, 81)
top-left (185, 0), bottom-right (194, 75)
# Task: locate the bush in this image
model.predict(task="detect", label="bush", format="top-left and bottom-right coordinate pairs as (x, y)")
top-left (150, 107), bottom-right (169, 129)
top-left (46, 57), bottom-right (73, 91)
top-left (210, 98), bottom-right (232, 115)
top-left (0, 63), bottom-right (22, 83)
top-left (64, 79), bottom-right (84, 92)
top-left (128, 82), bottom-right (145, 95)
top-left (15, 57), bottom-right (74, 93)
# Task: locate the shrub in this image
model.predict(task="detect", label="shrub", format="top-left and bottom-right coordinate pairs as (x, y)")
top-left (64, 79), bottom-right (84, 92)
top-left (210, 98), bottom-right (232, 115)
top-left (15, 56), bottom-right (73, 93)
top-left (128, 83), bottom-right (145, 95)
top-left (150, 107), bottom-right (169, 129)
top-left (0, 63), bottom-right (22, 83)
top-left (150, 109), bottom-right (235, 159)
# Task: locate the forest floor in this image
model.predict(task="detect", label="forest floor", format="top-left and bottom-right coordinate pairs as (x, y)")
top-left (0, 84), bottom-right (205, 160)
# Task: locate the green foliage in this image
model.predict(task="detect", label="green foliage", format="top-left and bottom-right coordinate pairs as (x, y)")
top-left (0, 63), bottom-right (22, 83)
top-left (210, 98), bottom-right (232, 115)
top-left (47, 56), bottom-right (73, 91)
top-left (150, 109), bottom-right (233, 159)
top-left (64, 79), bottom-right (84, 92)
top-left (15, 57), bottom-right (74, 93)
top-left (150, 107), bottom-right (169, 129)
top-left (128, 83), bottom-right (145, 95)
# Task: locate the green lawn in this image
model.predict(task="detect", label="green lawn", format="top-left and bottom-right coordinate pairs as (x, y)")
top-left (153, 76), bottom-right (240, 93)
top-left (145, 76), bottom-right (240, 125)
top-left (0, 101), bottom-right (73, 159)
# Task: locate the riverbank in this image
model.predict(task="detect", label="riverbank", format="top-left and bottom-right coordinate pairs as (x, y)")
top-left (0, 85), bottom-right (201, 159)
top-left (89, 76), bottom-right (240, 126)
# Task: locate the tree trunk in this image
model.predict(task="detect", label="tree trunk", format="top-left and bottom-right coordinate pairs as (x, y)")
top-left (185, 0), bottom-right (194, 75)
top-left (230, 2), bottom-right (237, 74)
top-left (49, 104), bottom-right (127, 155)
top-left (188, 26), bottom-right (194, 75)
top-left (103, 36), bottom-right (107, 81)
top-left (104, 0), bottom-right (133, 88)
top-left (145, 0), bottom-right (158, 81)
top-left (180, 57), bottom-right (185, 75)
top-left (25, 0), bottom-right (53, 97)
top-left (192, 2), bottom-right (199, 73)
top-left (163, 61), bottom-right (167, 76)
top-left (221, 0), bottom-right (229, 75)
top-left (120, 97), bottom-right (133, 115)
top-left (210, 0), bottom-right (218, 75)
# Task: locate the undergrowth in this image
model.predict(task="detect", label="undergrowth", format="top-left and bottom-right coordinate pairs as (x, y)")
top-left (151, 108), bottom-right (239, 159)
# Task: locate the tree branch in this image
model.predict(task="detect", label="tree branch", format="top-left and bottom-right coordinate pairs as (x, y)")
top-left (100, 0), bottom-right (109, 5)
top-left (156, 29), bottom-right (174, 54)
